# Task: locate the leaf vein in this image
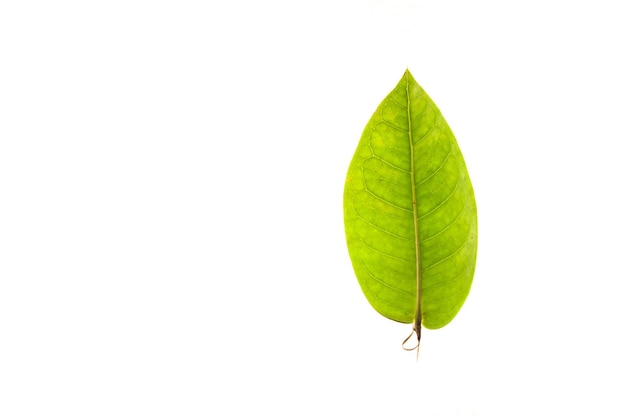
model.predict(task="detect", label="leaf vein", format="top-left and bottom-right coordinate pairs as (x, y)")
top-left (356, 233), bottom-right (414, 263)
top-left (362, 180), bottom-right (413, 213)
top-left (413, 122), bottom-right (437, 147)
top-left (423, 227), bottom-right (472, 272)
top-left (386, 93), bottom-right (407, 109)
top-left (366, 154), bottom-right (411, 174)
top-left (426, 296), bottom-right (465, 317)
top-left (420, 205), bottom-right (466, 243)
top-left (360, 261), bottom-right (413, 296)
top-left (354, 208), bottom-right (412, 241)
top-left (415, 151), bottom-right (451, 187)
top-left (422, 268), bottom-right (469, 292)
top-left (376, 119), bottom-right (409, 133)
top-left (419, 177), bottom-right (460, 219)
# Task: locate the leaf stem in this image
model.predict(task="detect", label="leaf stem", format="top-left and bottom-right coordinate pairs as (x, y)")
top-left (401, 322), bottom-right (421, 361)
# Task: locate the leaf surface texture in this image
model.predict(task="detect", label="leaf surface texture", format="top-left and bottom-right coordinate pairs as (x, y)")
top-left (344, 70), bottom-right (477, 330)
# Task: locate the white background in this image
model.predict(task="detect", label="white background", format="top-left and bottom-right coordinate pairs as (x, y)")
top-left (1, 1), bottom-right (625, 416)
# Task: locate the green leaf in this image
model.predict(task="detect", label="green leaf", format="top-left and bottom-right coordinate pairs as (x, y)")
top-left (343, 69), bottom-right (477, 343)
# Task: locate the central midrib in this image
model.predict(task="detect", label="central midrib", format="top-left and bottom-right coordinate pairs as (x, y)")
top-left (406, 75), bottom-right (422, 339)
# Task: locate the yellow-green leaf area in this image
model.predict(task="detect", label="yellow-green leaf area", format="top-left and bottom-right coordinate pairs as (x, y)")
top-left (344, 70), bottom-right (477, 330)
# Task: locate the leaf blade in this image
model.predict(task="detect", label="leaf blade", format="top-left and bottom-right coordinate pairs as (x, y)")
top-left (344, 70), bottom-right (477, 331)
